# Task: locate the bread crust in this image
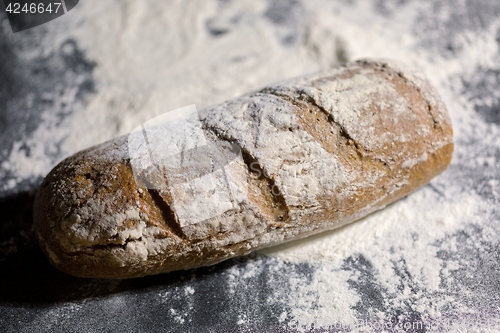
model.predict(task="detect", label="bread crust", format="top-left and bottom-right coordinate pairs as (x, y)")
top-left (33, 59), bottom-right (453, 278)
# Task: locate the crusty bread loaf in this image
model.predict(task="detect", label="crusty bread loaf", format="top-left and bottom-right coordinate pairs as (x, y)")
top-left (33, 59), bottom-right (453, 279)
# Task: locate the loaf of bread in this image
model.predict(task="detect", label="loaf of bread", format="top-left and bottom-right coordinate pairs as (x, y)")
top-left (33, 59), bottom-right (453, 279)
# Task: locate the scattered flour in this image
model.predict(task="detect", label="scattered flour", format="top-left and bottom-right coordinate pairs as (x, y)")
top-left (261, 185), bottom-right (485, 330)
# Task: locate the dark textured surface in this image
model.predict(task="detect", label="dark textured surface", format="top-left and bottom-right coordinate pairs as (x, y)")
top-left (0, 0), bottom-right (499, 332)
top-left (0, 10), bottom-right (96, 196)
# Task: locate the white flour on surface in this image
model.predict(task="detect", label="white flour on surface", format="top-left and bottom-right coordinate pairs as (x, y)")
top-left (261, 186), bottom-right (485, 330)
top-left (2, 0), bottom-right (499, 332)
